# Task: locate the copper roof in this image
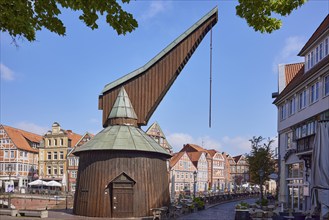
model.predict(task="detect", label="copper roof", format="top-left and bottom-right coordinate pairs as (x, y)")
top-left (2, 125), bottom-right (41, 153)
top-left (73, 125), bottom-right (171, 157)
top-left (298, 14), bottom-right (329, 56)
top-left (285, 63), bottom-right (304, 86)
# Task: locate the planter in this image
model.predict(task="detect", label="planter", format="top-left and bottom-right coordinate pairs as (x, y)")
top-left (235, 209), bottom-right (250, 220)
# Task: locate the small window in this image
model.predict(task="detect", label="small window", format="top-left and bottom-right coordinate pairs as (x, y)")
top-left (310, 82), bottom-right (319, 104)
top-left (4, 151), bottom-right (9, 158)
top-left (324, 75), bottom-right (329, 96)
top-left (47, 152), bottom-right (52, 160)
top-left (48, 139), bottom-right (51, 146)
top-left (298, 90), bottom-right (307, 110)
top-left (10, 151), bottom-right (15, 158)
top-left (54, 139), bottom-right (57, 146)
top-left (60, 151), bottom-right (64, 160)
top-left (319, 43), bottom-right (323, 60)
top-left (59, 165), bottom-right (63, 175)
top-left (60, 139), bottom-right (64, 146)
top-left (53, 152), bottom-right (58, 160)
top-left (47, 166), bottom-right (52, 175)
top-left (325, 38), bottom-right (329, 56)
top-left (53, 167), bottom-right (58, 175)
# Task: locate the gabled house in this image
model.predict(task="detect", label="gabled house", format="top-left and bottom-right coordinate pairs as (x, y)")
top-left (232, 155), bottom-right (249, 188)
top-left (187, 151), bottom-right (208, 193)
top-left (169, 152), bottom-right (197, 199)
top-left (146, 122), bottom-right (172, 154)
top-left (38, 122), bottom-right (82, 184)
top-left (226, 154), bottom-right (237, 192)
top-left (0, 124), bottom-right (41, 192)
top-left (67, 132), bottom-right (94, 193)
top-left (207, 149), bottom-right (225, 191)
top-left (221, 152), bottom-right (232, 192)
top-left (272, 15), bottom-right (329, 212)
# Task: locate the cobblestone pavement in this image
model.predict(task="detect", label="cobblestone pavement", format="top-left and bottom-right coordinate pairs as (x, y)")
top-left (178, 198), bottom-right (257, 220)
top-left (1, 198), bottom-right (257, 220)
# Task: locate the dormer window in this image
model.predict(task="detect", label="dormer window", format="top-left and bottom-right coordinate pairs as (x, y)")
top-left (305, 36), bottom-right (329, 72)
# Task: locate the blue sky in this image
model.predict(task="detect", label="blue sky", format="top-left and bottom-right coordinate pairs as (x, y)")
top-left (1, 1), bottom-right (328, 155)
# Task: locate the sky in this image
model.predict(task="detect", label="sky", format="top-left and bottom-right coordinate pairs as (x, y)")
top-left (1, 0), bottom-right (329, 156)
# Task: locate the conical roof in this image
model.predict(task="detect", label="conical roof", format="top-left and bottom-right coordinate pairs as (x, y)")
top-left (73, 125), bottom-right (171, 157)
top-left (109, 87), bottom-right (137, 120)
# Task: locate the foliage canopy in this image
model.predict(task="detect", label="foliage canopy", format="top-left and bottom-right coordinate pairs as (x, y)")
top-left (236, 0), bottom-right (307, 33)
top-left (0, 0), bottom-right (307, 43)
top-left (246, 136), bottom-right (276, 185)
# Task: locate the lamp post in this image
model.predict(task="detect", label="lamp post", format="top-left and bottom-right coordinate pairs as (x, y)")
top-left (193, 171), bottom-right (197, 198)
top-left (6, 164), bottom-right (13, 210)
top-left (258, 168), bottom-right (264, 203)
top-left (217, 179), bottom-right (219, 195)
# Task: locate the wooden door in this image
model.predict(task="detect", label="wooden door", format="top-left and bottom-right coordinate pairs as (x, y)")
top-left (112, 187), bottom-right (133, 218)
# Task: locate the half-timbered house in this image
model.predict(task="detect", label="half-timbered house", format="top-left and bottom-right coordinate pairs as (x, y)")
top-left (0, 125), bottom-right (41, 192)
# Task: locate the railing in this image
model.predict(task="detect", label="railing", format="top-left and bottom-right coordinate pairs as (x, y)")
top-left (296, 135), bottom-right (315, 153)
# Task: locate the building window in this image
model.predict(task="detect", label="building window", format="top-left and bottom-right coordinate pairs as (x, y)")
top-left (47, 152), bottom-right (52, 160)
top-left (298, 90), bottom-right (307, 110)
top-left (54, 152), bottom-right (58, 160)
top-left (47, 166), bottom-right (52, 175)
top-left (59, 165), bottom-right (64, 175)
top-left (53, 166), bottom-right (58, 175)
top-left (54, 139), bottom-right (57, 146)
top-left (72, 171), bottom-right (77, 178)
top-left (288, 163), bottom-right (304, 178)
top-left (280, 103), bottom-right (287, 120)
top-left (10, 151), bottom-right (14, 158)
top-left (60, 139), bottom-right (63, 146)
top-left (60, 151), bottom-right (64, 160)
top-left (315, 46), bottom-right (319, 63)
top-left (289, 97), bottom-right (296, 116)
top-left (71, 183), bottom-right (76, 192)
top-left (48, 139), bottom-right (51, 146)
top-left (24, 152), bottom-right (28, 158)
top-left (69, 158), bottom-right (73, 166)
top-left (4, 151), bottom-right (9, 158)
top-left (325, 75), bottom-right (329, 96)
top-left (310, 82), bottom-right (319, 104)
top-left (325, 38), bottom-right (329, 56)
top-left (319, 42), bottom-right (323, 60)
top-left (286, 132), bottom-right (292, 149)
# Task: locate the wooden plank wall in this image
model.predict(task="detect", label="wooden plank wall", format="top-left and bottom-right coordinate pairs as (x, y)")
top-left (73, 151), bottom-right (170, 217)
top-left (99, 14), bottom-right (218, 128)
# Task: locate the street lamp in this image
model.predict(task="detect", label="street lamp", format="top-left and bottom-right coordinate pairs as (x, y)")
top-left (6, 164), bottom-right (13, 210)
top-left (193, 171), bottom-right (197, 198)
top-left (258, 168), bottom-right (264, 203)
top-left (217, 179), bottom-right (219, 194)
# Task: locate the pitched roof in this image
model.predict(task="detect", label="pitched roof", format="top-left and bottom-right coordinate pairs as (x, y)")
top-left (284, 63), bottom-right (304, 86)
top-left (233, 155), bottom-right (243, 163)
top-left (274, 55), bottom-right (329, 104)
top-left (2, 125), bottom-right (41, 153)
top-left (207, 149), bottom-right (217, 157)
top-left (187, 152), bottom-right (204, 167)
top-left (146, 122), bottom-right (172, 152)
top-left (66, 130), bottom-right (83, 147)
top-left (298, 14), bottom-right (329, 56)
top-left (169, 152), bottom-right (185, 168)
top-left (181, 143), bottom-right (207, 152)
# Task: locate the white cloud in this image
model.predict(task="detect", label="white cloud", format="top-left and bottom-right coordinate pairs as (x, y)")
top-left (141, 1), bottom-right (171, 20)
top-left (272, 36), bottom-right (305, 72)
top-left (0, 63), bottom-right (15, 81)
top-left (15, 122), bottom-right (48, 135)
top-left (167, 132), bottom-right (252, 156)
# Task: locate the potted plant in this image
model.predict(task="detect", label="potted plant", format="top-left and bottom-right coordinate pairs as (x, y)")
top-left (193, 197), bottom-right (205, 210)
top-left (235, 201), bottom-right (250, 220)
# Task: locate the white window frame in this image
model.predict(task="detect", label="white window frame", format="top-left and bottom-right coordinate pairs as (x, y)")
top-left (324, 75), bottom-right (329, 97)
top-left (310, 82), bottom-right (319, 104)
